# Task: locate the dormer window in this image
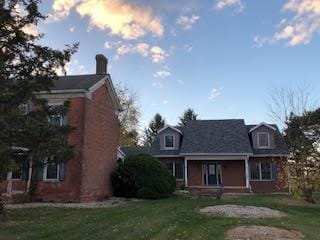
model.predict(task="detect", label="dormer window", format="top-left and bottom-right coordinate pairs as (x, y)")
top-left (164, 135), bottom-right (174, 149)
top-left (257, 132), bottom-right (270, 148)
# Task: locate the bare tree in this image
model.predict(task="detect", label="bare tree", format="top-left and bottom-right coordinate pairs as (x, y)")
top-left (268, 85), bottom-right (318, 129)
top-left (268, 85), bottom-right (320, 203)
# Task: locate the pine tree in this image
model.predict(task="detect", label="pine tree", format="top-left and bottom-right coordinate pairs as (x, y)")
top-left (143, 113), bottom-right (165, 146)
top-left (178, 108), bottom-right (198, 127)
top-left (0, 0), bottom-right (78, 216)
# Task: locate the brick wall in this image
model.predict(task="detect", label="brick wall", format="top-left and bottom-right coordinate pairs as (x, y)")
top-left (249, 157), bottom-right (288, 193)
top-left (80, 84), bottom-right (119, 202)
top-left (36, 97), bottom-right (86, 202)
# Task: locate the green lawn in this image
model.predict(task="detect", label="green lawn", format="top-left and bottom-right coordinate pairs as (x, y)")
top-left (0, 194), bottom-right (319, 240)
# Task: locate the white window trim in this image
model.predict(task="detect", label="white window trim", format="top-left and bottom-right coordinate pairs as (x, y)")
top-left (166, 162), bottom-right (184, 180)
top-left (48, 103), bottom-right (64, 127)
top-left (164, 134), bottom-right (175, 150)
top-left (43, 160), bottom-right (60, 182)
top-left (257, 132), bottom-right (270, 149)
top-left (249, 162), bottom-right (274, 181)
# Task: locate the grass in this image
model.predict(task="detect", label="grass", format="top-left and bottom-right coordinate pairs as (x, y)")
top-left (0, 194), bottom-right (319, 240)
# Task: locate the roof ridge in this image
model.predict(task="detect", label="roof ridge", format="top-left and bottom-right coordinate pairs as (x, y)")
top-left (57, 73), bottom-right (107, 78)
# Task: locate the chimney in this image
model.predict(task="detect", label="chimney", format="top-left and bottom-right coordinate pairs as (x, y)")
top-left (95, 54), bottom-right (108, 74)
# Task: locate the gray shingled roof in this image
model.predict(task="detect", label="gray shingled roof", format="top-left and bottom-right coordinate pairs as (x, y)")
top-left (246, 124), bottom-right (289, 155)
top-left (51, 74), bottom-right (106, 91)
top-left (120, 146), bottom-right (152, 156)
top-left (180, 119), bottom-right (253, 154)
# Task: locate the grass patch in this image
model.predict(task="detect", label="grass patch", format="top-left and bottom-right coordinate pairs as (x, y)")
top-left (0, 194), bottom-right (319, 240)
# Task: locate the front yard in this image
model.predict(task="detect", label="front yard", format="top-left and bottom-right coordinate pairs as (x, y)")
top-left (0, 194), bottom-right (319, 240)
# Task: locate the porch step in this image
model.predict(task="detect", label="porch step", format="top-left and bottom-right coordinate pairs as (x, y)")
top-left (188, 187), bottom-right (223, 199)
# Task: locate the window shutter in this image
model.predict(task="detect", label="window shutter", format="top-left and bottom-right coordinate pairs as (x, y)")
top-left (21, 159), bottom-right (29, 181)
top-left (59, 163), bottom-right (65, 181)
top-left (272, 164), bottom-right (277, 180)
top-left (36, 161), bottom-right (44, 181)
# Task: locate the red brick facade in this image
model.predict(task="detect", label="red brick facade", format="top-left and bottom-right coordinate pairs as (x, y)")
top-left (177, 157), bottom-right (288, 193)
top-left (1, 82), bottom-right (119, 203)
top-left (249, 157), bottom-right (288, 193)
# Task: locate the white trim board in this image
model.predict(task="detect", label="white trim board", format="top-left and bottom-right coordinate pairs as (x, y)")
top-left (158, 125), bottom-right (183, 135)
top-left (249, 122), bottom-right (277, 133)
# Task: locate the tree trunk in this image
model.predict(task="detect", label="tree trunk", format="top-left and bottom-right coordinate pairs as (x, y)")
top-left (26, 158), bottom-right (33, 193)
top-left (303, 185), bottom-right (316, 204)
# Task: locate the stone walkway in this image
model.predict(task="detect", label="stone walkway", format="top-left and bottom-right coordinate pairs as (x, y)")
top-left (6, 197), bottom-right (140, 209)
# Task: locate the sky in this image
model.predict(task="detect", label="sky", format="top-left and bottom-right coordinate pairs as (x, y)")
top-left (26, 0), bottom-right (320, 130)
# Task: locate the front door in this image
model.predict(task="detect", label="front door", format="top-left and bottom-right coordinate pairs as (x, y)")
top-left (204, 163), bottom-right (217, 185)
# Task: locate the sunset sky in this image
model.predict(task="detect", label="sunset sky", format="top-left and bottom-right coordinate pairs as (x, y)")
top-left (33, 0), bottom-right (320, 129)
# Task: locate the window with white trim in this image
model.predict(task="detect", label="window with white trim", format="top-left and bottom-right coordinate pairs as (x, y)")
top-left (164, 135), bottom-right (174, 149)
top-left (48, 104), bottom-right (67, 127)
top-left (249, 162), bottom-right (275, 181)
top-left (43, 158), bottom-right (60, 181)
top-left (257, 132), bottom-right (270, 148)
top-left (164, 162), bottom-right (184, 180)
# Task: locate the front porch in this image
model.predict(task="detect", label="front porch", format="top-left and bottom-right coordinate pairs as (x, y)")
top-left (184, 155), bottom-right (251, 192)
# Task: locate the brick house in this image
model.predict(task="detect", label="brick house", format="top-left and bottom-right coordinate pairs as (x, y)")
top-left (1, 54), bottom-right (121, 202)
top-left (121, 120), bottom-right (289, 193)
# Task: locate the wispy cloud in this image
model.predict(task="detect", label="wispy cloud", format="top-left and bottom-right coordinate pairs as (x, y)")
top-left (183, 44), bottom-right (193, 53)
top-left (176, 14), bottom-right (200, 30)
top-left (214, 0), bottom-right (245, 13)
top-left (49, 0), bottom-right (164, 40)
top-left (177, 79), bottom-right (185, 85)
top-left (154, 69), bottom-right (171, 78)
top-left (208, 87), bottom-right (224, 101)
top-left (55, 59), bottom-right (87, 75)
top-left (69, 26), bottom-right (75, 32)
top-left (116, 43), bottom-right (150, 58)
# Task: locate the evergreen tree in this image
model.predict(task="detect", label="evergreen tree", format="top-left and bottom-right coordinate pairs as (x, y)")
top-left (178, 108), bottom-right (198, 126)
top-left (284, 108), bottom-right (320, 203)
top-left (0, 0), bottom-right (78, 216)
top-left (143, 113), bottom-right (165, 146)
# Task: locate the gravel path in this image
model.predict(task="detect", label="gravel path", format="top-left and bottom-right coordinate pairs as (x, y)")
top-left (5, 197), bottom-right (140, 209)
top-left (199, 204), bottom-right (286, 218)
top-left (227, 225), bottom-right (302, 240)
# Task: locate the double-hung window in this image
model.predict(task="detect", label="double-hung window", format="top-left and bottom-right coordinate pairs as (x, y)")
top-left (164, 135), bottom-right (174, 149)
top-left (257, 132), bottom-right (270, 148)
top-left (43, 157), bottom-right (60, 181)
top-left (164, 162), bottom-right (184, 180)
top-left (249, 162), bottom-right (275, 181)
top-left (48, 104), bottom-right (68, 127)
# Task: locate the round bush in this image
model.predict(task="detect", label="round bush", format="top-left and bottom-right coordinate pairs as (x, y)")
top-left (112, 154), bottom-right (176, 199)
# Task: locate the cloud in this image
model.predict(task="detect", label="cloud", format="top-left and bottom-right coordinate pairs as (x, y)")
top-left (176, 14), bottom-right (200, 30)
top-left (163, 100), bottom-right (169, 104)
top-left (177, 79), bottom-right (185, 85)
top-left (13, 4), bottom-right (39, 36)
top-left (152, 81), bottom-right (164, 88)
top-left (214, 0), bottom-right (245, 12)
top-left (55, 59), bottom-right (87, 75)
top-left (208, 87), bottom-right (224, 101)
top-left (256, 0), bottom-right (320, 47)
top-left (154, 70), bottom-right (171, 78)
top-left (150, 46), bottom-right (166, 64)
top-left (69, 26), bottom-right (75, 32)
top-left (183, 44), bottom-right (193, 52)
top-left (49, 0), bottom-right (164, 40)
top-left (273, 0), bottom-right (320, 46)
top-left (116, 43), bottom-right (150, 57)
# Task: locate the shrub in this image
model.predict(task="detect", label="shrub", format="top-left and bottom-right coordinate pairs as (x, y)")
top-left (112, 154), bottom-right (175, 199)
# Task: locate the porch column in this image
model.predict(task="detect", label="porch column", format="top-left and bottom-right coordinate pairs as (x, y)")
top-left (184, 158), bottom-right (188, 187)
top-left (245, 158), bottom-right (249, 188)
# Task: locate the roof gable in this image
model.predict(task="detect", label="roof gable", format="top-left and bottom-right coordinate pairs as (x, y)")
top-left (157, 125), bottom-right (183, 135)
top-left (248, 122), bottom-right (276, 133)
